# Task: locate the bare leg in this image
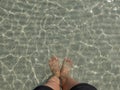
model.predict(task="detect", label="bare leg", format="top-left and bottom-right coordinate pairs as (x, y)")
top-left (45, 56), bottom-right (60, 90)
top-left (60, 58), bottom-right (79, 90)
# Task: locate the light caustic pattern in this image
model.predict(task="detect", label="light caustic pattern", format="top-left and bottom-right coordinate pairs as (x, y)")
top-left (0, 0), bottom-right (120, 90)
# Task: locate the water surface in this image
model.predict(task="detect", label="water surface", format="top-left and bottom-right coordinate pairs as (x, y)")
top-left (0, 0), bottom-right (120, 90)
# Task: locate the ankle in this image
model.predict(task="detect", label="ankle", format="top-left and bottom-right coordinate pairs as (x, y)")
top-left (60, 76), bottom-right (68, 86)
top-left (60, 75), bottom-right (69, 86)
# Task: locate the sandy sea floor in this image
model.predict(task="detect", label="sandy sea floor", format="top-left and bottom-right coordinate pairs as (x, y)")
top-left (0, 0), bottom-right (120, 90)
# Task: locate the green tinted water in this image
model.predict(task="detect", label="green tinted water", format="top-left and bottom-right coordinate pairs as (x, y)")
top-left (0, 0), bottom-right (120, 90)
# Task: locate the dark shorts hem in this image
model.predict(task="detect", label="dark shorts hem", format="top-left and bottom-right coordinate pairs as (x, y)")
top-left (34, 85), bottom-right (53, 90)
top-left (70, 83), bottom-right (97, 90)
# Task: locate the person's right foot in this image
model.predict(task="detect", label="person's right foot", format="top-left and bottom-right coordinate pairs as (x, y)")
top-left (60, 58), bottom-right (73, 77)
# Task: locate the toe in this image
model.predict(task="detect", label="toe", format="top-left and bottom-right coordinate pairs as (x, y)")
top-left (52, 56), bottom-right (57, 60)
top-left (64, 58), bottom-right (68, 62)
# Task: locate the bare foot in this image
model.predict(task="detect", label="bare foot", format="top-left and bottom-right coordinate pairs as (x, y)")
top-left (49, 56), bottom-right (60, 77)
top-left (60, 58), bottom-right (78, 90)
top-left (60, 58), bottom-right (73, 77)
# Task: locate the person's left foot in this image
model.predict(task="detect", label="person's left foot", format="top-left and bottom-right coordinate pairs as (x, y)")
top-left (49, 56), bottom-right (60, 77)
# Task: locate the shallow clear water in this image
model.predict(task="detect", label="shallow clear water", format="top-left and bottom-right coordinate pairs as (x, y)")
top-left (0, 0), bottom-right (120, 90)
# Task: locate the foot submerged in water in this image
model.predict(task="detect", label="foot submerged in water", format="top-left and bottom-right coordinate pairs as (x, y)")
top-left (49, 56), bottom-right (60, 77)
top-left (60, 58), bottom-right (73, 77)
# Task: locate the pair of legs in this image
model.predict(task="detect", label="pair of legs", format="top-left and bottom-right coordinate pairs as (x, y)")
top-left (45, 56), bottom-right (79, 90)
top-left (34, 56), bottom-right (97, 90)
